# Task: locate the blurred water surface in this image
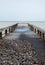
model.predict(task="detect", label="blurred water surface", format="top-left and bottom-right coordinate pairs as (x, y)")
top-left (0, 21), bottom-right (45, 30)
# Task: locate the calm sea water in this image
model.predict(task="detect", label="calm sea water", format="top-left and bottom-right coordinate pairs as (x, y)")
top-left (0, 21), bottom-right (45, 30)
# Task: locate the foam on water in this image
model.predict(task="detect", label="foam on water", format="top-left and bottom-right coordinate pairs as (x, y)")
top-left (0, 21), bottom-right (16, 29)
top-left (0, 21), bottom-right (45, 30)
top-left (14, 26), bottom-right (29, 33)
top-left (28, 21), bottom-right (45, 30)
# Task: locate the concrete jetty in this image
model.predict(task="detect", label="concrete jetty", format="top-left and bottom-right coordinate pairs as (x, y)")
top-left (0, 23), bottom-right (45, 65)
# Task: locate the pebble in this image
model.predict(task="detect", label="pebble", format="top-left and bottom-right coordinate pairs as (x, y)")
top-left (0, 39), bottom-right (41, 65)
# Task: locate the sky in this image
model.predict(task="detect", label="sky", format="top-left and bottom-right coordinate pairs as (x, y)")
top-left (0, 0), bottom-right (45, 21)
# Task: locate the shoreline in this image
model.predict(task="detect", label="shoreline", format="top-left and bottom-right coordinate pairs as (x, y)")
top-left (0, 22), bottom-right (45, 31)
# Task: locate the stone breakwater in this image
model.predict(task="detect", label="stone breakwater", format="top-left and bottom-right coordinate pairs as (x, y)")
top-left (0, 39), bottom-right (41, 65)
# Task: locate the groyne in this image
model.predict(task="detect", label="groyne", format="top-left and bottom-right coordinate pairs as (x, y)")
top-left (0, 23), bottom-right (45, 64)
top-left (0, 24), bottom-right (18, 39)
top-left (0, 23), bottom-right (45, 40)
top-left (28, 24), bottom-right (45, 40)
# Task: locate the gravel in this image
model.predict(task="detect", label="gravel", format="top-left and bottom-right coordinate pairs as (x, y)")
top-left (0, 39), bottom-right (42, 65)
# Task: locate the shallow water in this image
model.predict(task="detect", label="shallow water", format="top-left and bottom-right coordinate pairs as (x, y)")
top-left (14, 26), bottom-right (30, 33)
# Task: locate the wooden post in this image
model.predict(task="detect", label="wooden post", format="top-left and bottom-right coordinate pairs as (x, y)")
top-left (31, 26), bottom-right (34, 31)
top-left (13, 25), bottom-right (14, 30)
top-left (11, 26), bottom-right (13, 32)
top-left (42, 33), bottom-right (44, 40)
top-left (40, 31), bottom-right (41, 37)
top-left (14, 24), bottom-right (18, 29)
top-left (9, 28), bottom-right (10, 33)
top-left (35, 28), bottom-right (36, 33)
top-left (5, 29), bottom-right (7, 35)
top-left (10, 27), bottom-right (11, 32)
top-left (37, 30), bottom-right (39, 34)
top-left (12, 27), bottom-right (13, 32)
top-left (0, 32), bottom-right (2, 39)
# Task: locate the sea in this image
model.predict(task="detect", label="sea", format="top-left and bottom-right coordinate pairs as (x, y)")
top-left (0, 21), bottom-right (45, 30)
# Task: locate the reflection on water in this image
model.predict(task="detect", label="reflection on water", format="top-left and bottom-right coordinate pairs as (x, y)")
top-left (14, 26), bottom-right (29, 33)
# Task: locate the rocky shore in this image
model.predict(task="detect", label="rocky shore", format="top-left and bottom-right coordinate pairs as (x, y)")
top-left (0, 39), bottom-right (42, 65)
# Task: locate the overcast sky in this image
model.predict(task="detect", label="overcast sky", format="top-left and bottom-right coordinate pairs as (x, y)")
top-left (0, 0), bottom-right (45, 21)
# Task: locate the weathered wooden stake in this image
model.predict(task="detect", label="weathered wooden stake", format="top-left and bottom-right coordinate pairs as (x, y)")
top-left (5, 29), bottom-right (7, 35)
top-left (0, 32), bottom-right (2, 39)
top-left (40, 31), bottom-right (41, 37)
top-left (42, 33), bottom-right (44, 40)
top-left (9, 28), bottom-right (10, 33)
top-left (35, 28), bottom-right (36, 33)
top-left (37, 30), bottom-right (39, 34)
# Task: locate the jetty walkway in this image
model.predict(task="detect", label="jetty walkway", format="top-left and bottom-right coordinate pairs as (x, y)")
top-left (0, 23), bottom-right (45, 65)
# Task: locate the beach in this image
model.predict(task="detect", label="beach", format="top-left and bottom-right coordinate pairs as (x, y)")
top-left (0, 39), bottom-right (41, 65)
top-left (0, 22), bottom-right (45, 65)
